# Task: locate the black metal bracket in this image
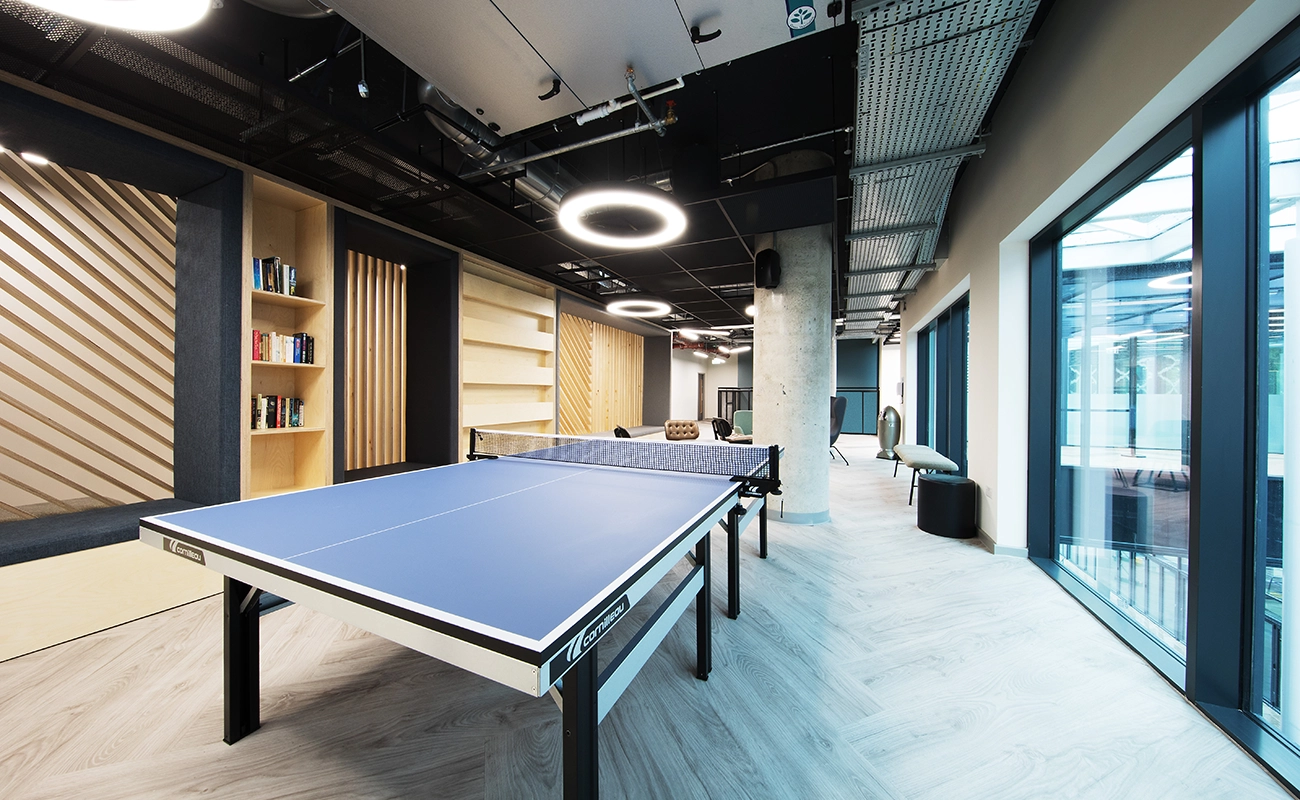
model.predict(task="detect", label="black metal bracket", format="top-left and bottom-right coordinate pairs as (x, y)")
top-left (538, 78), bottom-right (562, 101)
top-left (690, 25), bottom-right (722, 44)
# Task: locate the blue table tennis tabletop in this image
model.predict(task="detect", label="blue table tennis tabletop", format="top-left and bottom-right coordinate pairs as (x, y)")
top-left (144, 456), bottom-right (738, 651)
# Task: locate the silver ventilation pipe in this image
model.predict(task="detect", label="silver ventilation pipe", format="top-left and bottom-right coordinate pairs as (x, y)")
top-left (240, 0), bottom-right (334, 19)
top-left (417, 80), bottom-right (578, 215)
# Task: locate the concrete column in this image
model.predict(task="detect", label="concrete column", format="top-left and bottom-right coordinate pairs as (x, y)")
top-left (753, 220), bottom-right (833, 524)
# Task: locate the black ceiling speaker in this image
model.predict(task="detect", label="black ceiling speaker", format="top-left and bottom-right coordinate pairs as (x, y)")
top-left (755, 248), bottom-right (781, 289)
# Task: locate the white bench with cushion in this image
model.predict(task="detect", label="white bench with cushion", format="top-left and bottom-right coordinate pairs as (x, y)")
top-left (892, 444), bottom-right (959, 505)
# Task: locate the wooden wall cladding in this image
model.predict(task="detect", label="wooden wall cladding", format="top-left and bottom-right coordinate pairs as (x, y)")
top-left (558, 314), bottom-right (593, 435)
top-left (558, 312), bottom-right (644, 435)
top-left (0, 151), bottom-right (175, 521)
top-left (345, 251), bottom-right (406, 471)
top-left (460, 255), bottom-right (555, 458)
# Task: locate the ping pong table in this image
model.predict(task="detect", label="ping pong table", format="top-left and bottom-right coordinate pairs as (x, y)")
top-left (139, 429), bottom-right (779, 800)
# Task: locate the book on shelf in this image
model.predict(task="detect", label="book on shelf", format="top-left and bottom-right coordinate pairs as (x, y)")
top-left (252, 256), bottom-right (303, 298)
top-left (252, 331), bottom-right (315, 364)
top-left (251, 394), bottom-right (306, 430)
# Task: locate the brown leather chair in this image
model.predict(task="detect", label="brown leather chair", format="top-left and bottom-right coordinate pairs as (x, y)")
top-left (664, 420), bottom-right (700, 440)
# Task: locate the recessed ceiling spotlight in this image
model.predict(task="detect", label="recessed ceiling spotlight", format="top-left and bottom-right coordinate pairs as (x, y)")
top-left (20, 153), bottom-right (49, 165)
top-left (693, 350), bottom-right (709, 359)
top-left (558, 182), bottom-right (687, 249)
top-left (26, 0), bottom-right (210, 30)
top-left (744, 304), bottom-right (756, 316)
top-left (607, 297), bottom-right (671, 317)
top-left (727, 345), bottom-right (751, 354)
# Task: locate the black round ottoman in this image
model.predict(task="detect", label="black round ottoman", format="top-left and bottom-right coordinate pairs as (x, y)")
top-left (916, 473), bottom-right (977, 538)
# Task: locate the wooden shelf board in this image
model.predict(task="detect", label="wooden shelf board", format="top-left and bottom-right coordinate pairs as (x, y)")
top-left (251, 289), bottom-right (326, 309)
top-left (251, 360), bottom-right (325, 369)
top-left (250, 426), bottom-right (326, 436)
top-left (250, 484), bottom-right (318, 499)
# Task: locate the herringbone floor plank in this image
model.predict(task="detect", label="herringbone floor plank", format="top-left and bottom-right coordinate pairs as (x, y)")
top-left (0, 436), bottom-right (1291, 798)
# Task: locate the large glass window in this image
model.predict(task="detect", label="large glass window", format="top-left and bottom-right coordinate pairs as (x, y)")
top-left (1055, 148), bottom-right (1193, 659)
top-left (915, 295), bottom-right (968, 472)
top-left (1255, 68), bottom-right (1300, 741)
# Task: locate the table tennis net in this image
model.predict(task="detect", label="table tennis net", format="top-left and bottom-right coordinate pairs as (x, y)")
top-left (470, 429), bottom-right (775, 482)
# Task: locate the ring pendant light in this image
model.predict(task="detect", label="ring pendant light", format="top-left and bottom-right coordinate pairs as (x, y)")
top-left (558, 183), bottom-right (687, 250)
top-left (606, 297), bottom-right (672, 317)
top-left (26, 0), bottom-right (210, 30)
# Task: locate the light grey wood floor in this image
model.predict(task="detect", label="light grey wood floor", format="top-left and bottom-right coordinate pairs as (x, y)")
top-left (1, 435), bottom-right (1293, 799)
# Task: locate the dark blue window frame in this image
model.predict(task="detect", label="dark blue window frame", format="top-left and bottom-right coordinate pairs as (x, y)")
top-left (1027, 17), bottom-right (1300, 792)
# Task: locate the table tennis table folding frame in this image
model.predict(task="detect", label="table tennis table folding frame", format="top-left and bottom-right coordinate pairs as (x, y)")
top-left (139, 433), bottom-right (780, 800)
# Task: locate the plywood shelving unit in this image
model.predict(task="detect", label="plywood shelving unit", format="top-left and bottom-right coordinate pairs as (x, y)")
top-left (241, 176), bottom-right (333, 499)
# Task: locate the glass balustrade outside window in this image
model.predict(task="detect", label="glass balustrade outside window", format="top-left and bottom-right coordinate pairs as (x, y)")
top-left (1055, 147), bottom-right (1194, 659)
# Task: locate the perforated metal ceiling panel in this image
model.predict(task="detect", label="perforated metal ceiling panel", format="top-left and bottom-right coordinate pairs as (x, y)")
top-left (843, 0), bottom-right (1038, 340)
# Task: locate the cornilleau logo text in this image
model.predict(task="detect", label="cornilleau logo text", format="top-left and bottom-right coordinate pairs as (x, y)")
top-left (163, 537), bottom-right (205, 566)
top-left (563, 595), bottom-right (630, 665)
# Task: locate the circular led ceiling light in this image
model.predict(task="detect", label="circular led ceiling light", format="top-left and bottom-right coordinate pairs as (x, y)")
top-left (606, 297), bottom-right (671, 317)
top-left (1148, 271), bottom-right (1192, 291)
top-left (558, 182), bottom-right (687, 250)
top-left (26, 0), bottom-right (210, 30)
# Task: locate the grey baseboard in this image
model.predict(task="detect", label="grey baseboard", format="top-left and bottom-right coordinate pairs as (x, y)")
top-left (978, 528), bottom-right (1029, 557)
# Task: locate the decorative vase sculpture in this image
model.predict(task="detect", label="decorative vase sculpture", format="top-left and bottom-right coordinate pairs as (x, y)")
top-left (877, 406), bottom-right (901, 460)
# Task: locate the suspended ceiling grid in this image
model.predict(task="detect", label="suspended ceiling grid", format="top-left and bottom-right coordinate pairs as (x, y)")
top-left (843, 0), bottom-right (1039, 340)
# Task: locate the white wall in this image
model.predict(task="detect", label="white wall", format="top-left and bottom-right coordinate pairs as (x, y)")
top-left (705, 355), bottom-right (739, 419)
top-left (670, 348), bottom-right (740, 420)
top-left (898, 0), bottom-right (1297, 548)
top-left (670, 349), bottom-right (704, 420)
top-left (879, 343), bottom-right (903, 418)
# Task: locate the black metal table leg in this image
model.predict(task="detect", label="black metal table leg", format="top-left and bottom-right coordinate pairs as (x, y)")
top-left (726, 505), bottom-right (741, 619)
top-left (695, 531), bottom-right (711, 679)
top-left (759, 500), bottom-right (768, 559)
top-left (563, 647), bottom-right (599, 800)
top-left (224, 577), bottom-right (260, 745)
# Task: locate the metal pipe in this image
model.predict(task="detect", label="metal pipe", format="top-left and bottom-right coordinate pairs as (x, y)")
top-left (849, 143), bottom-right (986, 177)
top-left (288, 37), bottom-right (361, 83)
top-left (575, 77), bottom-right (685, 126)
top-left (846, 223), bottom-right (937, 241)
top-left (722, 126), bottom-right (854, 161)
top-left (846, 262), bottom-right (938, 276)
top-left (626, 68), bottom-right (666, 137)
top-left (460, 118), bottom-right (674, 179)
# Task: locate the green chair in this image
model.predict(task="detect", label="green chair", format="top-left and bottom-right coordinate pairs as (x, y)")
top-left (732, 410), bottom-right (753, 436)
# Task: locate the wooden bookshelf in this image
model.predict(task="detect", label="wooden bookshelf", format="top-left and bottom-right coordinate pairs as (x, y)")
top-left (241, 175), bottom-right (333, 499)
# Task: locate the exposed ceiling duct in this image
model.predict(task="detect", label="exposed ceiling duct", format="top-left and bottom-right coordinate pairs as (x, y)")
top-left (840, 0), bottom-right (1042, 340)
top-left (241, 0), bottom-right (334, 19)
top-left (417, 80), bottom-right (576, 215)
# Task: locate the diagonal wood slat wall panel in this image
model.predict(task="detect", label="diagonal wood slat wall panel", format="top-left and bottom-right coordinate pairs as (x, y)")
top-left (460, 256), bottom-right (555, 459)
top-left (345, 252), bottom-right (406, 471)
top-left (558, 313), bottom-right (593, 436)
top-left (0, 151), bottom-right (176, 523)
top-left (557, 313), bottom-right (643, 435)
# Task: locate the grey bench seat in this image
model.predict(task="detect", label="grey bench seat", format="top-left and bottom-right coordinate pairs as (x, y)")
top-left (0, 498), bottom-right (200, 567)
top-left (892, 444), bottom-right (960, 505)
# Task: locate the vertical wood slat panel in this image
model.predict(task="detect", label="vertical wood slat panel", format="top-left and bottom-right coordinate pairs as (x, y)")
top-left (0, 151), bottom-right (175, 522)
top-left (345, 251), bottom-right (406, 471)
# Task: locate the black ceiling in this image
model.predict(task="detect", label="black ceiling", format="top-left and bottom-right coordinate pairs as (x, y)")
top-left (0, 1), bottom-right (857, 328)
